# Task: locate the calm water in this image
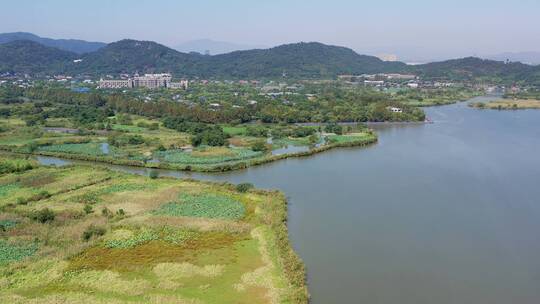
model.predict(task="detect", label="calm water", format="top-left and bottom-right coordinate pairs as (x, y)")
top-left (38, 98), bottom-right (540, 304)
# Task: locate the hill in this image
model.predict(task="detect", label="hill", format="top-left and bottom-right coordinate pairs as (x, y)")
top-left (0, 32), bottom-right (106, 54)
top-left (205, 42), bottom-right (407, 78)
top-left (0, 40), bottom-right (77, 74)
top-left (174, 39), bottom-right (267, 55)
top-left (411, 57), bottom-right (540, 84)
top-left (484, 52), bottom-right (540, 65)
top-left (73, 41), bottom-right (406, 78)
top-left (0, 37), bottom-right (539, 83)
top-left (72, 39), bottom-right (200, 75)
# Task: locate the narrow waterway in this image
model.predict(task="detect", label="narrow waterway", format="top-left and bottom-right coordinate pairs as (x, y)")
top-left (39, 97), bottom-right (540, 304)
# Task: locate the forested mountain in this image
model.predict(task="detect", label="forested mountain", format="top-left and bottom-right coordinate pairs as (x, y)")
top-left (411, 57), bottom-right (540, 83)
top-left (70, 39), bottom-right (201, 75)
top-left (0, 32), bottom-right (106, 54)
top-left (0, 36), bottom-right (539, 83)
top-left (204, 42), bottom-right (407, 78)
top-left (0, 40), bottom-right (77, 74)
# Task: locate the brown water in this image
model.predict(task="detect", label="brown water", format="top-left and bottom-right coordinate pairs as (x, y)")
top-left (38, 97), bottom-right (540, 303)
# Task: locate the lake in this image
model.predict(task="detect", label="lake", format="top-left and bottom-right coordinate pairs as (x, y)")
top-left (38, 97), bottom-right (540, 303)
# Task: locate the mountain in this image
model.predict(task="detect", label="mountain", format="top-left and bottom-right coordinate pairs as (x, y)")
top-left (71, 39), bottom-right (200, 75)
top-left (484, 52), bottom-right (540, 65)
top-left (205, 42), bottom-right (407, 78)
top-left (0, 40), bottom-right (77, 74)
top-left (411, 57), bottom-right (540, 83)
top-left (174, 39), bottom-right (267, 55)
top-left (0, 32), bottom-right (105, 54)
top-left (71, 40), bottom-right (405, 78)
top-left (0, 37), bottom-right (539, 83)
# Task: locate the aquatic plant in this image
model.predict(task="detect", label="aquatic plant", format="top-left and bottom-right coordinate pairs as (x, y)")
top-left (0, 240), bottom-right (38, 265)
top-left (153, 193), bottom-right (245, 220)
top-left (154, 148), bottom-right (263, 165)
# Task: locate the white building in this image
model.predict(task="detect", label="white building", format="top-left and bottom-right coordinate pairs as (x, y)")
top-left (168, 79), bottom-right (189, 89)
top-left (99, 74), bottom-right (188, 90)
top-left (388, 107), bottom-right (403, 113)
top-left (98, 79), bottom-right (133, 89)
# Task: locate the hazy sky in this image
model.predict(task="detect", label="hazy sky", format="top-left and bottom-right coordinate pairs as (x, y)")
top-left (1, 0), bottom-right (539, 61)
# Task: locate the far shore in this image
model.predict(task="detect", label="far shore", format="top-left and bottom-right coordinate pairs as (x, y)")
top-left (469, 99), bottom-right (540, 110)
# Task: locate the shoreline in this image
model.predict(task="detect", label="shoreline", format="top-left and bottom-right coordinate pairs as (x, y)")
top-left (0, 135), bottom-right (378, 173)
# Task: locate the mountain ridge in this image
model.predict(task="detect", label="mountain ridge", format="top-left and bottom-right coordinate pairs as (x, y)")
top-left (0, 32), bottom-right (106, 54)
top-left (0, 36), bottom-right (539, 83)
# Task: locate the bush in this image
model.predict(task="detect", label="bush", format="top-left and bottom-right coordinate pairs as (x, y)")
top-left (292, 127), bottom-right (316, 138)
top-left (251, 140), bottom-right (269, 152)
top-left (149, 170), bottom-right (159, 179)
top-left (31, 208), bottom-right (55, 223)
top-left (149, 122), bottom-right (159, 130)
top-left (82, 225), bottom-right (106, 241)
top-left (83, 204), bottom-right (94, 214)
top-left (101, 207), bottom-right (112, 218)
top-left (325, 123), bottom-right (343, 135)
top-left (191, 126), bottom-right (227, 147)
top-left (0, 158), bottom-right (35, 174)
top-left (236, 183), bottom-right (254, 193)
top-left (116, 209), bottom-right (125, 217)
top-left (246, 126), bottom-right (269, 137)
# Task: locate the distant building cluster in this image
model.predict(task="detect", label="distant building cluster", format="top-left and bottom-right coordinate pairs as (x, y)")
top-left (98, 74), bottom-right (188, 90)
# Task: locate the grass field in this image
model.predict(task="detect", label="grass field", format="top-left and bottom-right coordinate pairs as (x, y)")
top-left (470, 99), bottom-right (540, 110)
top-left (327, 132), bottom-right (374, 144)
top-left (155, 147), bottom-right (264, 165)
top-left (0, 156), bottom-right (307, 303)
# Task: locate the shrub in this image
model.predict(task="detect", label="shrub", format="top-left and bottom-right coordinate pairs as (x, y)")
top-left (31, 208), bottom-right (55, 223)
top-left (149, 170), bottom-right (159, 179)
top-left (83, 204), bottom-right (94, 214)
top-left (101, 207), bottom-right (112, 218)
top-left (325, 123), bottom-right (343, 135)
top-left (82, 225), bottom-right (106, 241)
top-left (251, 140), bottom-right (269, 152)
top-left (236, 183), bottom-right (254, 193)
top-left (246, 125), bottom-right (269, 137)
top-left (0, 158), bottom-right (35, 174)
top-left (116, 209), bottom-right (125, 217)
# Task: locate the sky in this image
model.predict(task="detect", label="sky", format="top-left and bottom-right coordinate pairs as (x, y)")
top-left (1, 0), bottom-right (539, 62)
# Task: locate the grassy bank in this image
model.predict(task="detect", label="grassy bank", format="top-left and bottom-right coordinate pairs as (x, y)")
top-left (1, 133), bottom-right (378, 172)
top-left (469, 99), bottom-right (540, 110)
top-left (0, 155), bottom-right (308, 303)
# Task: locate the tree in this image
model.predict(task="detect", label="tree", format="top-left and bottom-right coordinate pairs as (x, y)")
top-left (251, 140), bottom-right (269, 152)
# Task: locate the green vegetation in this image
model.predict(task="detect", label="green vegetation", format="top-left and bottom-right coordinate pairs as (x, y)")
top-left (0, 158), bottom-right (307, 303)
top-left (153, 193), bottom-right (246, 220)
top-left (0, 240), bottom-right (38, 265)
top-left (0, 219), bottom-right (18, 231)
top-left (470, 99), bottom-right (540, 110)
top-left (155, 147), bottom-right (263, 165)
top-left (396, 87), bottom-right (482, 106)
top-left (0, 81), bottom-right (386, 171)
top-left (38, 142), bottom-right (109, 156)
top-left (328, 133), bottom-right (374, 144)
